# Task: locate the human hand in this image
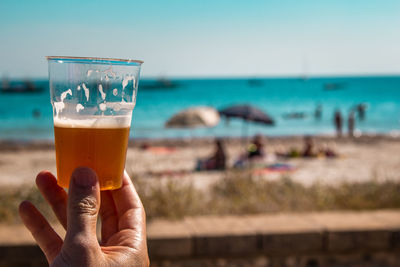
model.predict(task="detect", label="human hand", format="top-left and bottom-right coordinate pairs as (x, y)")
top-left (19, 167), bottom-right (149, 266)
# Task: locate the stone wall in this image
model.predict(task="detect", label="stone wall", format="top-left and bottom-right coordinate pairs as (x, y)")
top-left (1, 210), bottom-right (400, 266)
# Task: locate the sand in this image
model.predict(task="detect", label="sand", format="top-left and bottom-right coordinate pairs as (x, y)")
top-left (1, 135), bottom-right (400, 189)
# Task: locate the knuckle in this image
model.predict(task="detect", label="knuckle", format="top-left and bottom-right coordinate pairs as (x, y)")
top-left (72, 196), bottom-right (98, 216)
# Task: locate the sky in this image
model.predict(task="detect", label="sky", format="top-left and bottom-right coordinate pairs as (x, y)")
top-left (0, 0), bottom-right (399, 78)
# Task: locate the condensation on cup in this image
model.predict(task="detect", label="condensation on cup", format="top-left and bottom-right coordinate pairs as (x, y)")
top-left (47, 56), bottom-right (143, 190)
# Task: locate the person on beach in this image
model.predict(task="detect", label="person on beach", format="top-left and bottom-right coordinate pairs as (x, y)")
top-left (356, 103), bottom-right (367, 121)
top-left (247, 134), bottom-right (265, 159)
top-left (234, 135), bottom-right (267, 168)
top-left (19, 167), bottom-right (149, 267)
top-left (302, 136), bottom-right (316, 157)
top-left (320, 143), bottom-right (338, 158)
top-left (276, 136), bottom-right (337, 159)
top-left (196, 138), bottom-right (227, 170)
top-left (334, 110), bottom-right (343, 138)
top-left (348, 111), bottom-right (355, 138)
top-left (314, 104), bottom-right (322, 120)
top-left (276, 136), bottom-right (316, 158)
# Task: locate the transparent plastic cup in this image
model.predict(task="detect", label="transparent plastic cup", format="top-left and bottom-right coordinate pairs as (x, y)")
top-left (47, 56), bottom-right (143, 190)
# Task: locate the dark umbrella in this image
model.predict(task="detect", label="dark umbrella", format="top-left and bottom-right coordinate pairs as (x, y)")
top-left (219, 104), bottom-right (274, 125)
top-left (219, 104), bottom-right (274, 139)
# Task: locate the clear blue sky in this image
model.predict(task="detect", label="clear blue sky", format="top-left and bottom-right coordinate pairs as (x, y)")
top-left (0, 0), bottom-right (399, 78)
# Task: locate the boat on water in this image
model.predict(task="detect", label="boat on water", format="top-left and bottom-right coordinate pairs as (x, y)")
top-left (1, 79), bottom-right (44, 93)
top-left (299, 75), bottom-right (309, 81)
top-left (323, 83), bottom-right (346, 91)
top-left (139, 78), bottom-right (179, 89)
top-left (247, 78), bottom-right (263, 87)
top-left (283, 112), bottom-right (308, 119)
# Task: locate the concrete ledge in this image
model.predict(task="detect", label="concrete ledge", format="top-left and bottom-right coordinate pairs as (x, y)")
top-left (0, 245), bottom-right (47, 267)
top-left (262, 232), bottom-right (323, 255)
top-left (1, 210), bottom-right (400, 265)
top-left (146, 210), bottom-right (400, 260)
top-left (146, 219), bottom-right (192, 258)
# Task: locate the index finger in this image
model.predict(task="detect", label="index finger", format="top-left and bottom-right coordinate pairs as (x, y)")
top-left (111, 171), bottom-right (145, 230)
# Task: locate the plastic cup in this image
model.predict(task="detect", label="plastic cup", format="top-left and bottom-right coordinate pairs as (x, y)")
top-left (47, 56), bottom-right (143, 190)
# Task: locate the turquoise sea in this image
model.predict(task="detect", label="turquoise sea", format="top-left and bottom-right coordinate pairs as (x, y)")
top-left (1, 76), bottom-right (400, 140)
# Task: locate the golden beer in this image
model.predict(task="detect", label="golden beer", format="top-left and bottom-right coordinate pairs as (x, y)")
top-left (54, 120), bottom-right (130, 190)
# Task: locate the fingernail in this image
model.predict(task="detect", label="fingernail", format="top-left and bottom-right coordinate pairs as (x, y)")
top-left (71, 167), bottom-right (97, 187)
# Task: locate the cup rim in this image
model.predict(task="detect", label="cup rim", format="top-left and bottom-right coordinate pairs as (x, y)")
top-left (46, 56), bottom-right (143, 65)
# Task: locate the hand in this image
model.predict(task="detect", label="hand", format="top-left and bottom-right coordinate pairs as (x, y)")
top-left (19, 167), bottom-right (149, 266)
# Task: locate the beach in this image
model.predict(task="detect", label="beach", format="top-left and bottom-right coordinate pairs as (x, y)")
top-left (3, 1), bottom-right (400, 264)
top-left (2, 135), bottom-right (400, 190)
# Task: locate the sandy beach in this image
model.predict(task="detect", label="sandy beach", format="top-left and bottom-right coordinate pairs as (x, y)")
top-left (1, 135), bottom-right (400, 190)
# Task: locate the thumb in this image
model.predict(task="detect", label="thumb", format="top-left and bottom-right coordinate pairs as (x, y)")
top-left (65, 167), bottom-right (100, 244)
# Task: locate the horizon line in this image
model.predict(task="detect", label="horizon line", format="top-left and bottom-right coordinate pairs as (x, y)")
top-left (5, 72), bottom-right (400, 81)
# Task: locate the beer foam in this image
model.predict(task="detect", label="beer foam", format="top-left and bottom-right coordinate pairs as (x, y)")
top-left (54, 101), bottom-right (65, 115)
top-left (61, 89), bottom-right (72, 102)
top-left (122, 75), bottom-right (135, 90)
top-left (82, 83), bottom-right (90, 101)
top-left (76, 104), bottom-right (84, 112)
top-left (54, 115), bottom-right (131, 128)
top-left (98, 84), bottom-right (106, 100)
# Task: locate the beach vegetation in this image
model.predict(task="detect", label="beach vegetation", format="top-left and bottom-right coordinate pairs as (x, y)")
top-left (2, 171), bottom-right (400, 223)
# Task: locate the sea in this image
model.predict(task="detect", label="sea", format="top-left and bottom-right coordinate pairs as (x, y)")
top-left (0, 76), bottom-right (400, 141)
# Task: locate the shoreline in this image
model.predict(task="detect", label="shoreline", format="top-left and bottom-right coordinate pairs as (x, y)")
top-left (1, 133), bottom-right (400, 151)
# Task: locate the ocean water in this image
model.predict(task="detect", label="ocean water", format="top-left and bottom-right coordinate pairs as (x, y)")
top-left (0, 76), bottom-right (400, 140)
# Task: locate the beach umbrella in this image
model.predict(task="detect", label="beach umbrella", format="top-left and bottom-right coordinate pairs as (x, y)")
top-left (165, 106), bottom-right (220, 129)
top-left (219, 104), bottom-right (275, 138)
top-left (165, 107), bottom-right (220, 160)
top-left (219, 104), bottom-right (275, 125)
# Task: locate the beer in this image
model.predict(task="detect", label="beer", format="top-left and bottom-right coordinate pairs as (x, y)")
top-left (47, 57), bottom-right (142, 190)
top-left (54, 117), bottom-right (130, 190)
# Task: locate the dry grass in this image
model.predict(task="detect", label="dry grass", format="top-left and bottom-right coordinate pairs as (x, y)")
top-left (134, 170), bottom-right (400, 220)
top-left (2, 170), bottom-right (400, 223)
top-left (0, 186), bottom-right (55, 224)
